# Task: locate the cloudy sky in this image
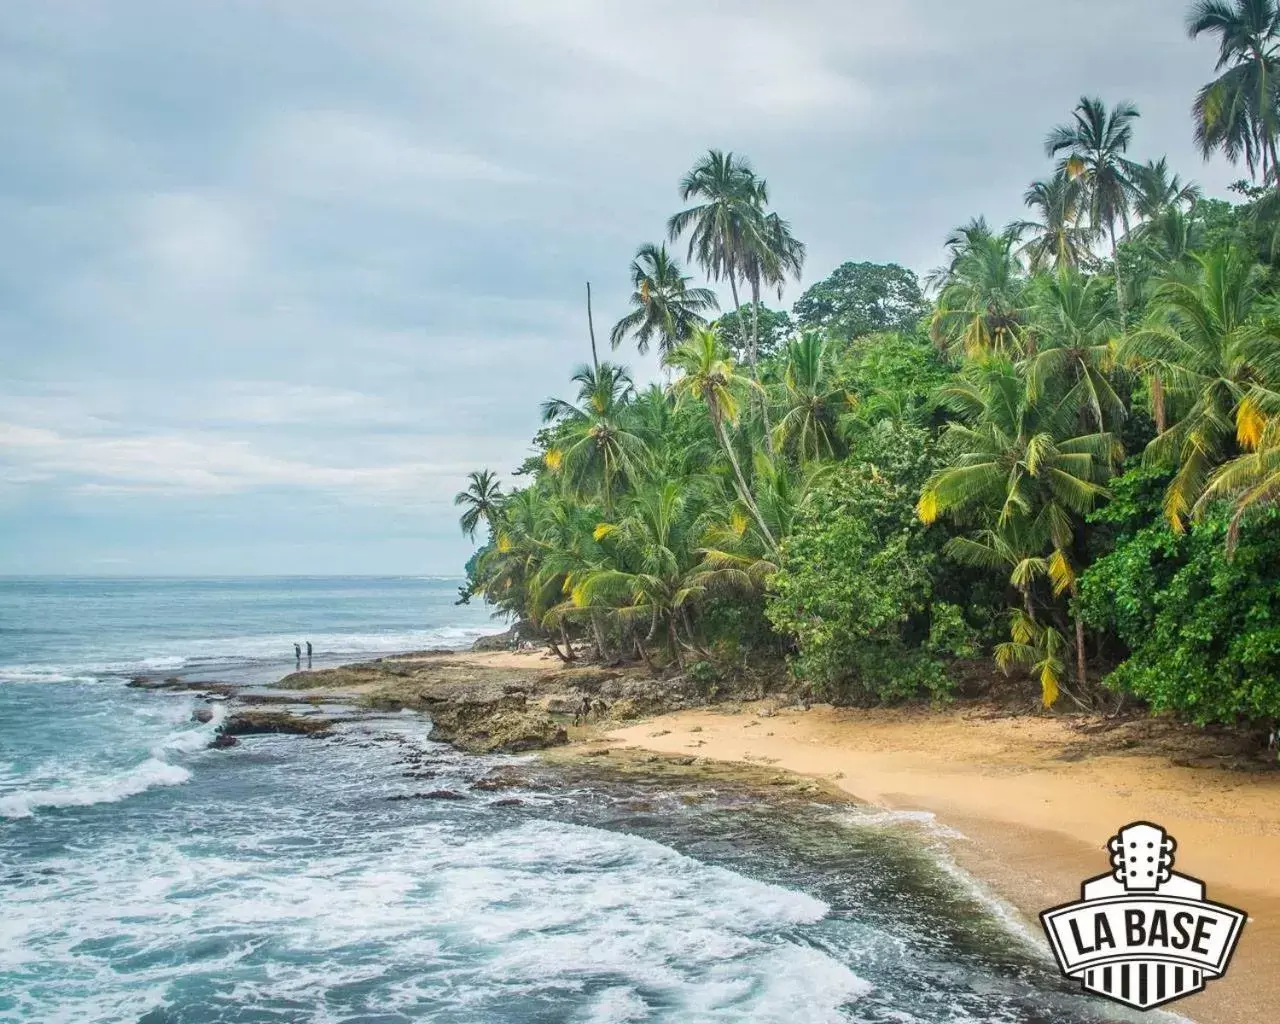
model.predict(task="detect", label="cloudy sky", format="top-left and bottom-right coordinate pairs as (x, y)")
top-left (0, 0), bottom-right (1241, 575)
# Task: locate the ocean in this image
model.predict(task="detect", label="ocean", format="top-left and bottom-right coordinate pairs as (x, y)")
top-left (0, 577), bottom-right (1132, 1023)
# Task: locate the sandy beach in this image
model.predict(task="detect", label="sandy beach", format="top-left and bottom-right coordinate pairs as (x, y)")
top-left (604, 702), bottom-right (1280, 1024)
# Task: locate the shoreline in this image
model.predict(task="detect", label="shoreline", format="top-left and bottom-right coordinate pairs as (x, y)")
top-left (599, 702), bottom-right (1280, 1024)
top-left (173, 644), bottom-right (1279, 1024)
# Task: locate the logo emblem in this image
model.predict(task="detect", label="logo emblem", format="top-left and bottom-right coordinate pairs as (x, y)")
top-left (1040, 822), bottom-right (1246, 1010)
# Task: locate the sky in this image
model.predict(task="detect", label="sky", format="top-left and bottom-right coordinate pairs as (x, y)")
top-left (0, 0), bottom-right (1244, 575)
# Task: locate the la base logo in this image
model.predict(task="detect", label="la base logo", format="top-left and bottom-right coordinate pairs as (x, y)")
top-left (1040, 822), bottom-right (1246, 1011)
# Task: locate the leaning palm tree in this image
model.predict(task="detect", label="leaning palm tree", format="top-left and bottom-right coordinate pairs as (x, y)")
top-left (1017, 172), bottom-right (1093, 274)
top-left (665, 327), bottom-right (778, 554)
top-left (919, 358), bottom-right (1123, 699)
top-left (667, 150), bottom-right (766, 358)
top-left (928, 218), bottom-right (1028, 358)
top-left (1046, 97), bottom-right (1141, 319)
top-left (1195, 415), bottom-right (1280, 550)
top-left (610, 243), bottom-right (719, 358)
top-left (454, 469), bottom-right (503, 540)
top-left (1188, 0), bottom-right (1280, 185)
top-left (1119, 247), bottom-right (1280, 529)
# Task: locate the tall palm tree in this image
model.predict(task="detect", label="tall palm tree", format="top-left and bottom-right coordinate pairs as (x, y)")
top-left (742, 211), bottom-right (807, 367)
top-left (667, 150), bottom-right (766, 360)
top-left (1046, 97), bottom-right (1141, 320)
top-left (1018, 173), bottom-right (1093, 274)
top-left (1188, 0), bottom-right (1280, 184)
top-left (928, 218), bottom-right (1028, 358)
top-left (610, 243), bottom-right (719, 358)
top-left (454, 469), bottom-right (503, 540)
top-left (771, 331), bottom-right (852, 461)
top-left (665, 327), bottom-right (778, 554)
top-left (919, 359), bottom-right (1123, 697)
top-left (541, 362), bottom-right (649, 515)
top-left (1119, 247), bottom-right (1280, 529)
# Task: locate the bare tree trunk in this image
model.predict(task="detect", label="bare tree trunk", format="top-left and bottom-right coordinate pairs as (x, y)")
top-left (747, 276), bottom-right (775, 455)
top-left (559, 621), bottom-right (577, 662)
top-left (586, 281), bottom-right (599, 372)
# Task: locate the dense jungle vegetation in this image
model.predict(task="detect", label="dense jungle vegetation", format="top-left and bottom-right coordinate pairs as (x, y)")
top-left (458, 0), bottom-right (1280, 734)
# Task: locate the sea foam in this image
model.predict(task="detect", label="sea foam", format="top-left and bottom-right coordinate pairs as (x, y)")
top-left (0, 757), bottom-right (192, 819)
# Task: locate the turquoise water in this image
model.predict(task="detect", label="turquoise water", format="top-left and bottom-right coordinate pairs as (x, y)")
top-left (0, 578), bottom-right (1125, 1022)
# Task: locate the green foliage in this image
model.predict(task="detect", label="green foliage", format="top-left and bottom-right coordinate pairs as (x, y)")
top-left (792, 261), bottom-right (927, 340)
top-left (716, 303), bottom-right (793, 360)
top-left (765, 435), bottom-right (955, 702)
top-left (1080, 492), bottom-right (1280, 724)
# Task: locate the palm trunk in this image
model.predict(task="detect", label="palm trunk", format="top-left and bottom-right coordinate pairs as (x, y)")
top-left (1151, 371), bottom-right (1166, 434)
top-left (586, 282), bottom-right (599, 372)
top-left (747, 276), bottom-right (776, 455)
top-left (1075, 612), bottom-right (1088, 690)
top-left (590, 611), bottom-right (609, 662)
top-left (1109, 222), bottom-right (1127, 328)
top-left (559, 621), bottom-right (577, 662)
top-left (712, 411), bottom-right (778, 554)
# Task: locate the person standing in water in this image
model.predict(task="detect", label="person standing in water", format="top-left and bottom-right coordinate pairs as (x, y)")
top-left (306, 641), bottom-right (312, 658)
top-left (294, 643), bottom-right (301, 663)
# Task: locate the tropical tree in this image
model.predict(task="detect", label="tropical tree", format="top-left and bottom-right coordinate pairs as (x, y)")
top-left (928, 218), bottom-right (1028, 357)
top-left (771, 331), bottom-right (852, 461)
top-left (919, 359), bottom-right (1123, 700)
top-left (540, 362), bottom-right (649, 514)
top-left (1046, 97), bottom-right (1141, 318)
top-left (610, 243), bottom-right (719, 358)
top-left (792, 261), bottom-right (928, 339)
top-left (1120, 246), bottom-right (1280, 528)
top-left (741, 211), bottom-right (806, 367)
top-left (665, 327), bottom-right (778, 554)
top-left (1023, 271), bottom-right (1126, 433)
top-left (454, 469), bottom-right (503, 541)
top-left (1130, 157), bottom-right (1203, 222)
top-left (668, 150), bottom-right (764, 350)
top-left (1196, 416), bottom-right (1280, 548)
top-left (1018, 173), bottom-right (1093, 274)
top-left (1188, 0), bottom-right (1280, 185)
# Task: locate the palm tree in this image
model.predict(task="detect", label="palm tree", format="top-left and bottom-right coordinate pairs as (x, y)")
top-left (1119, 247), bottom-right (1280, 528)
top-left (1023, 272), bottom-right (1126, 433)
top-left (1018, 173), bottom-right (1093, 274)
top-left (919, 358), bottom-right (1123, 698)
top-left (665, 327), bottom-right (778, 554)
top-left (610, 243), bottom-right (719, 358)
top-left (771, 331), bottom-right (852, 461)
top-left (928, 218), bottom-right (1028, 358)
top-left (575, 480), bottom-right (709, 667)
top-left (667, 150), bottom-right (766, 359)
top-left (1129, 157), bottom-right (1203, 222)
top-left (454, 469), bottom-right (503, 540)
top-left (1046, 97), bottom-right (1141, 320)
top-left (742, 211), bottom-right (807, 367)
top-left (541, 362), bottom-right (649, 515)
top-left (1196, 415), bottom-right (1280, 549)
top-left (1188, 0), bottom-right (1280, 185)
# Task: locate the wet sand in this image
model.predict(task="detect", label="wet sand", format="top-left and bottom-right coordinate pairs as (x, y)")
top-left (604, 703), bottom-right (1280, 1024)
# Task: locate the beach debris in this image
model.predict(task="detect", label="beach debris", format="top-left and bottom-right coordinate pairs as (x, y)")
top-left (648, 729), bottom-right (671, 738)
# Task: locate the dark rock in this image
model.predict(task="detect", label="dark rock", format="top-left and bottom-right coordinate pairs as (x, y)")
top-left (490, 798), bottom-right (523, 807)
top-left (422, 789), bottom-right (467, 800)
top-left (471, 627), bottom-right (517, 652)
top-left (219, 711), bottom-right (335, 738)
top-left (191, 707), bottom-right (214, 724)
top-left (470, 770), bottom-right (528, 791)
top-left (210, 733), bottom-right (239, 749)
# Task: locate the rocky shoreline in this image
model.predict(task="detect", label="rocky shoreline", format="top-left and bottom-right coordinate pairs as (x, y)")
top-left (126, 640), bottom-right (728, 756)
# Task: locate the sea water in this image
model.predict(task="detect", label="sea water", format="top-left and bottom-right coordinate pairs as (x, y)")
top-left (0, 577), bottom-right (1134, 1022)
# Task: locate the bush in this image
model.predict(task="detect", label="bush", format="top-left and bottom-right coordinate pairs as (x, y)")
top-left (765, 432), bottom-right (960, 702)
top-left (1079, 484), bottom-right (1280, 726)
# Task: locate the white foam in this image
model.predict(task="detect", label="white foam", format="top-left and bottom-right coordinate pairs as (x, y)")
top-left (0, 757), bottom-right (191, 818)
